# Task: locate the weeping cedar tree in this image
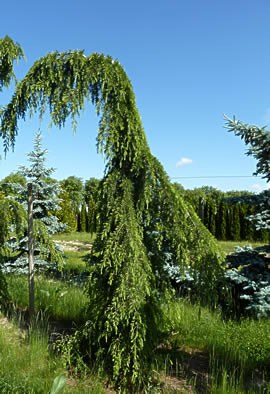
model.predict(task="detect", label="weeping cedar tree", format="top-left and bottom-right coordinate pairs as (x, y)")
top-left (0, 49), bottom-right (224, 390)
top-left (0, 36), bottom-right (24, 307)
top-left (2, 131), bottom-right (65, 274)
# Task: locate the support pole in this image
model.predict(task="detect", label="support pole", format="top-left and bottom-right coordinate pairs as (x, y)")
top-left (28, 183), bottom-right (35, 319)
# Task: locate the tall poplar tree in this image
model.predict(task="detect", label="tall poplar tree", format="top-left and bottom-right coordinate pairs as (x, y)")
top-left (0, 49), bottom-right (224, 390)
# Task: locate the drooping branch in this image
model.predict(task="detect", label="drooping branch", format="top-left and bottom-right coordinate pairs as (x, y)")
top-left (0, 51), bottom-right (148, 176)
top-left (0, 35), bottom-right (24, 91)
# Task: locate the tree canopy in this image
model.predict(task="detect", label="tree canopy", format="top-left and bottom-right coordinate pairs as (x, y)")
top-left (0, 48), bottom-right (224, 390)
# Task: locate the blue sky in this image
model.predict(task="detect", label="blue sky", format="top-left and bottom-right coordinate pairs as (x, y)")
top-left (1, 0), bottom-right (270, 192)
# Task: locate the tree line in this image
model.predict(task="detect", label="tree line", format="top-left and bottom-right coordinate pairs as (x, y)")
top-left (0, 172), bottom-right (99, 234)
top-left (174, 184), bottom-right (269, 242)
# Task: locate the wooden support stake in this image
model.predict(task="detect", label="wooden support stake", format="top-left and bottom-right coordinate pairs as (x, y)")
top-left (28, 183), bottom-right (35, 319)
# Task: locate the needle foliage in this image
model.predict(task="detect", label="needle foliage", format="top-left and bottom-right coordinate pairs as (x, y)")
top-left (0, 49), bottom-right (224, 390)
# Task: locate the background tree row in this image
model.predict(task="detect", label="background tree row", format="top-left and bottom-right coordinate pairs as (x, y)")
top-left (174, 184), bottom-right (269, 242)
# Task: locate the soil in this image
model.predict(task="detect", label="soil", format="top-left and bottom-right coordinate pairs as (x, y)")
top-left (54, 240), bottom-right (92, 252)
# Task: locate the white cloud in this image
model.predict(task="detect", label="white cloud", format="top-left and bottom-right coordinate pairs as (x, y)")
top-left (176, 157), bottom-right (193, 168)
top-left (250, 183), bottom-right (270, 193)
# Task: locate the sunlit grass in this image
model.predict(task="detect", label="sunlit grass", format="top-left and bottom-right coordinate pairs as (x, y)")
top-left (217, 240), bottom-right (266, 255)
top-left (6, 275), bottom-right (88, 323)
top-left (0, 314), bottom-right (106, 393)
top-left (53, 231), bottom-right (95, 243)
top-left (160, 299), bottom-right (270, 392)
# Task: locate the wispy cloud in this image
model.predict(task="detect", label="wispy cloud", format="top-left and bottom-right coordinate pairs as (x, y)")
top-left (250, 183), bottom-right (270, 193)
top-left (176, 157), bottom-right (192, 168)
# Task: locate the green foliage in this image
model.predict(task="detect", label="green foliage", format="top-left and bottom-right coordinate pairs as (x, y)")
top-left (0, 36), bottom-right (24, 92)
top-left (0, 49), bottom-right (224, 390)
top-left (1, 132), bottom-right (65, 275)
top-left (225, 115), bottom-right (270, 234)
top-left (224, 245), bottom-right (270, 319)
top-left (179, 185), bottom-right (268, 242)
top-left (49, 375), bottom-right (66, 394)
top-left (60, 176), bottom-right (84, 230)
top-left (0, 194), bottom-right (26, 309)
top-left (6, 275), bottom-right (88, 322)
top-left (0, 172), bottom-right (26, 196)
top-left (84, 177), bottom-right (100, 233)
top-left (57, 190), bottom-right (77, 232)
top-left (18, 131), bottom-right (65, 234)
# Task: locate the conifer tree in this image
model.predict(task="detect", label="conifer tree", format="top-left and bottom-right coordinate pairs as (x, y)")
top-left (60, 176), bottom-right (84, 231)
top-left (85, 177), bottom-right (100, 233)
top-left (0, 49), bottom-right (224, 390)
top-left (57, 190), bottom-right (77, 232)
top-left (18, 131), bottom-right (65, 234)
top-left (3, 131), bottom-right (64, 273)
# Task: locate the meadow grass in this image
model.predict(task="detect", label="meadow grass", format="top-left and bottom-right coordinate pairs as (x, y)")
top-left (0, 313), bottom-right (106, 393)
top-left (161, 299), bottom-right (270, 392)
top-left (217, 240), bottom-right (266, 255)
top-left (53, 231), bottom-right (95, 243)
top-left (6, 275), bottom-right (88, 323)
top-left (62, 250), bottom-right (90, 274)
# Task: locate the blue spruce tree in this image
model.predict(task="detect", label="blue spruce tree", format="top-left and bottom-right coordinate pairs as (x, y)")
top-left (18, 131), bottom-right (65, 234)
top-left (3, 131), bottom-right (64, 274)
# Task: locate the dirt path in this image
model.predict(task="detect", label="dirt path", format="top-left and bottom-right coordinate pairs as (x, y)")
top-left (54, 240), bottom-right (92, 252)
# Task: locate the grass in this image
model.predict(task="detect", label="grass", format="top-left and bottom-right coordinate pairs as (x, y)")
top-left (0, 314), bottom-right (106, 393)
top-left (53, 231), bottom-right (95, 243)
top-left (6, 275), bottom-right (88, 323)
top-left (218, 240), bottom-right (266, 255)
top-left (160, 299), bottom-right (270, 392)
top-left (62, 250), bottom-right (90, 274)
top-left (3, 234), bottom-right (270, 392)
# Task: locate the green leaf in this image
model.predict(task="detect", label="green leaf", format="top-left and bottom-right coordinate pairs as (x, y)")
top-left (50, 375), bottom-right (66, 394)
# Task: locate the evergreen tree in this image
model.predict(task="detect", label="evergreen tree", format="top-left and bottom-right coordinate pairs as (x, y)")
top-left (57, 190), bottom-right (77, 232)
top-left (78, 202), bottom-right (87, 232)
top-left (18, 131), bottom-right (65, 234)
top-left (0, 50), bottom-right (224, 390)
top-left (216, 200), bottom-right (227, 240)
top-left (3, 131), bottom-right (64, 273)
top-left (225, 116), bottom-right (270, 235)
top-left (0, 36), bottom-right (24, 93)
top-left (230, 204), bottom-right (241, 241)
top-left (85, 177), bottom-right (100, 233)
top-left (60, 176), bottom-right (84, 231)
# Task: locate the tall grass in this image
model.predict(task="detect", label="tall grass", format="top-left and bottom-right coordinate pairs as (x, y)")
top-left (6, 275), bottom-right (88, 322)
top-left (0, 313), bottom-right (106, 393)
top-left (161, 300), bottom-right (270, 392)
